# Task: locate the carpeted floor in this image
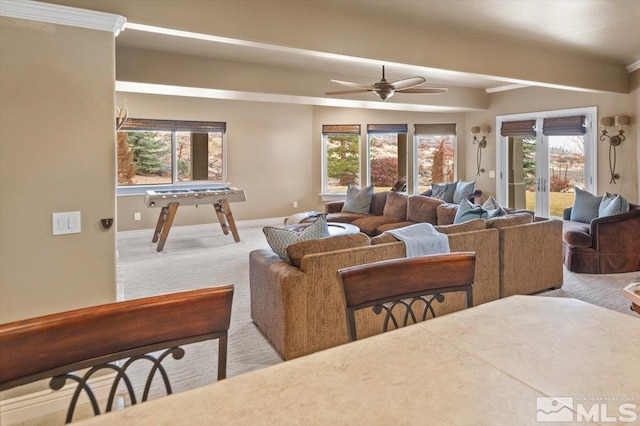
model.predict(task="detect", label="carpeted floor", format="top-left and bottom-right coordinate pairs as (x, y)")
top-left (15, 218), bottom-right (639, 425)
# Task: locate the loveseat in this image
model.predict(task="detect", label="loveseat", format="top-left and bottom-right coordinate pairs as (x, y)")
top-left (562, 203), bottom-right (640, 273)
top-left (250, 209), bottom-right (563, 360)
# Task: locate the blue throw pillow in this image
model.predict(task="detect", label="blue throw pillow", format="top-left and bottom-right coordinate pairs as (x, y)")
top-left (454, 199), bottom-right (488, 224)
top-left (443, 182), bottom-right (458, 203)
top-left (430, 183), bottom-right (447, 200)
top-left (482, 196), bottom-right (507, 218)
top-left (341, 184), bottom-right (374, 214)
top-left (570, 188), bottom-right (602, 223)
top-left (263, 215), bottom-right (330, 262)
top-left (598, 193), bottom-right (630, 217)
top-left (453, 181), bottom-right (475, 204)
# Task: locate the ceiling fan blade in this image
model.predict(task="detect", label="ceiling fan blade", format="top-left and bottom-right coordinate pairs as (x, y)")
top-left (330, 79), bottom-right (376, 90)
top-left (390, 77), bottom-right (426, 90)
top-left (398, 87), bottom-right (448, 94)
top-left (325, 89), bottom-right (373, 96)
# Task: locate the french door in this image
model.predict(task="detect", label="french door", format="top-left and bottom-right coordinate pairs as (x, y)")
top-left (497, 108), bottom-right (597, 218)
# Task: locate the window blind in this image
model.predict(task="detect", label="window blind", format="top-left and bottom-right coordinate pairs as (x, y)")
top-left (414, 123), bottom-right (457, 135)
top-left (322, 124), bottom-right (361, 135)
top-left (500, 120), bottom-right (536, 137)
top-left (118, 118), bottom-right (226, 133)
top-left (542, 116), bottom-right (586, 136)
top-left (367, 124), bottom-right (408, 134)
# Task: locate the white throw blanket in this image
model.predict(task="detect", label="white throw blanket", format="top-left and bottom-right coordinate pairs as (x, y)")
top-left (386, 223), bottom-right (450, 258)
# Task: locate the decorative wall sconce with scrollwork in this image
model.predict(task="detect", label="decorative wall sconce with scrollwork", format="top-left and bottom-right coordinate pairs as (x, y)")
top-left (471, 125), bottom-right (490, 176)
top-left (599, 115), bottom-right (629, 184)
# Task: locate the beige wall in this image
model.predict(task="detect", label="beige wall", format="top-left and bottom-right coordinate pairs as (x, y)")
top-left (466, 86), bottom-right (639, 203)
top-left (0, 18), bottom-right (117, 323)
top-left (115, 93), bottom-right (314, 230)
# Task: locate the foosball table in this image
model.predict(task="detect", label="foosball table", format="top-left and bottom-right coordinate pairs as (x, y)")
top-left (144, 185), bottom-right (247, 252)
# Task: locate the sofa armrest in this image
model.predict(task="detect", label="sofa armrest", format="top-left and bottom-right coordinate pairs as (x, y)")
top-left (325, 201), bottom-right (344, 214)
top-left (498, 219), bottom-right (563, 297)
top-left (590, 208), bottom-right (640, 253)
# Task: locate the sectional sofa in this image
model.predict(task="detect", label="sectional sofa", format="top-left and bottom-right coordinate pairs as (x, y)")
top-left (250, 192), bottom-right (563, 360)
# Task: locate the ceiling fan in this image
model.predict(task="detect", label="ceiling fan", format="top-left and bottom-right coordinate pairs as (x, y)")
top-left (325, 66), bottom-right (447, 101)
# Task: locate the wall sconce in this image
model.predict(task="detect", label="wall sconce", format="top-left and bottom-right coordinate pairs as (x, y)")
top-left (471, 125), bottom-right (490, 176)
top-left (600, 115), bottom-right (628, 184)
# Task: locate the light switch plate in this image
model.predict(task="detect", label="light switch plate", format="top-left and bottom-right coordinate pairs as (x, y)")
top-left (52, 211), bottom-right (81, 235)
top-left (489, 170), bottom-right (496, 178)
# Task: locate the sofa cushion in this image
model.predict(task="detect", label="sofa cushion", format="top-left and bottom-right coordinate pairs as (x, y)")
top-left (383, 191), bottom-right (409, 220)
top-left (486, 212), bottom-right (533, 229)
top-left (263, 215), bottom-right (330, 262)
top-left (342, 184), bottom-right (374, 214)
top-left (286, 232), bottom-right (371, 267)
top-left (454, 199), bottom-right (488, 224)
top-left (325, 212), bottom-right (369, 224)
top-left (562, 230), bottom-right (592, 248)
top-left (434, 218), bottom-right (487, 234)
top-left (436, 203), bottom-right (458, 225)
top-left (570, 188), bottom-right (602, 223)
top-left (352, 215), bottom-right (402, 236)
top-left (598, 193), bottom-right (630, 217)
top-left (407, 195), bottom-right (443, 225)
top-left (482, 197), bottom-right (507, 218)
top-left (453, 181), bottom-right (475, 204)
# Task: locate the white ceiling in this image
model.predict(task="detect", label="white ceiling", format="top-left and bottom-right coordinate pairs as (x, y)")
top-left (115, 0), bottom-right (639, 95)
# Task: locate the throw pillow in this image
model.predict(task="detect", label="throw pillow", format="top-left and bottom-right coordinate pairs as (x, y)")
top-left (453, 199), bottom-right (488, 224)
top-left (598, 193), bottom-right (630, 218)
top-left (286, 233), bottom-right (370, 268)
top-left (341, 184), bottom-right (374, 214)
top-left (453, 181), bottom-right (475, 204)
top-left (443, 182), bottom-right (458, 203)
top-left (570, 188), bottom-right (602, 223)
top-left (430, 183), bottom-right (447, 200)
top-left (482, 196), bottom-right (507, 218)
top-left (382, 191), bottom-right (409, 220)
top-left (263, 215), bottom-right (330, 262)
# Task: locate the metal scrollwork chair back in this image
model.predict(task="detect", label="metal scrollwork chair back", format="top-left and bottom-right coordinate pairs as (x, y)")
top-left (0, 285), bottom-right (234, 424)
top-left (337, 253), bottom-right (475, 341)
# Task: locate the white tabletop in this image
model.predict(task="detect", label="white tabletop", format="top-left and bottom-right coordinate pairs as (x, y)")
top-left (78, 296), bottom-right (640, 425)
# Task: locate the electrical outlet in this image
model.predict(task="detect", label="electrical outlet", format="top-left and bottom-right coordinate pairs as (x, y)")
top-left (134, 212), bottom-right (141, 221)
top-left (293, 201), bottom-right (298, 208)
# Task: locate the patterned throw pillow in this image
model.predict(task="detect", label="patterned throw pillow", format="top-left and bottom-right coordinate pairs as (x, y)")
top-left (570, 188), bottom-right (602, 223)
top-left (453, 181), bottom-right (475, 204)
top-left (263, 215), bottom-right (330, 262)
top-left (453, 199), bottom-right (488, 224)
top-left (341, 184), bottom-right (374, 214)
top-left (431, 182), bottom-right (458, 203)
top-left (482, 196), bottom-right (507, 218)
top-left (598, 193), bottom-right (630, 217)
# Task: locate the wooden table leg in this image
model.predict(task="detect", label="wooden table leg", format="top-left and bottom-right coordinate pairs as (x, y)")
top-left (214, 199), bottom-right (240, 242)
top-left (153, 202), bottom-right (179, 252)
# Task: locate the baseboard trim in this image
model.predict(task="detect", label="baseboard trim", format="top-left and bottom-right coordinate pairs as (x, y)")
top-left (0, 373), bottom-right (117, 425)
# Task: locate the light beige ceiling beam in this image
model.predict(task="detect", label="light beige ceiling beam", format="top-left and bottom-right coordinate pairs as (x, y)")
top-left (47, 0), bottom-right (629, 93)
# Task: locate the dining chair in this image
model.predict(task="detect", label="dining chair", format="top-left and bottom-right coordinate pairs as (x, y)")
top-left (0, 285), bottom-right (234, 424)
top-left (337, 253), bottom-right (475, 341)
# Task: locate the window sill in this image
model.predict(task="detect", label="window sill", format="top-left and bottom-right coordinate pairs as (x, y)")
top-left (320, 193), bottom-right (346, 202)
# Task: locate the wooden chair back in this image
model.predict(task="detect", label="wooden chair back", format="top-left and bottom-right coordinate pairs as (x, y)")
top-left (337, 253), bottom-right (475, 341)
top-left (0, 285), bottom-right (233, 423)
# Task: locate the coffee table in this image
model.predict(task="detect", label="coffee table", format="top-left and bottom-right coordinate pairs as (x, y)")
top-left (284, 221), bottom-right (359, 236)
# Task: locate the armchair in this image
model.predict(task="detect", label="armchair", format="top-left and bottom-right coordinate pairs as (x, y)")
top-left (563, 204), bottom-right (640, 273)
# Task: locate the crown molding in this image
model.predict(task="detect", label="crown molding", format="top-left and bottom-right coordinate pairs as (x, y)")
top-left (627, 60), bottom-right (640, 74)
top-left (0, 0), bottom-right (126, 35)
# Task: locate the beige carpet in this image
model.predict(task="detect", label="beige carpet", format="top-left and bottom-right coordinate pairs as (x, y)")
top-left (15, 218), bottom-right (639, 425)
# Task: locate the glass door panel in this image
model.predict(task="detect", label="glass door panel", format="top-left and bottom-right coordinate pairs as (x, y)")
top-left (506, 136), bottom-right (538, 212)
top-left (548, 135), bottom-right (586, 218)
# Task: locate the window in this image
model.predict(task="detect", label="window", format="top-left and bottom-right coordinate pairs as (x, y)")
top-left (367, 124), bottom-right (408, 192)
top-left (117, 119), bottom-right (226, 190)
top-left (413, 124), bottom-right (456, 194)
top-left (322, 125), bottom-right (361, 193)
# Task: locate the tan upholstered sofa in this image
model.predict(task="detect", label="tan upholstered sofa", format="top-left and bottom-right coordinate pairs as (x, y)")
top-left (250, 206), bottom-right (563, 360)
